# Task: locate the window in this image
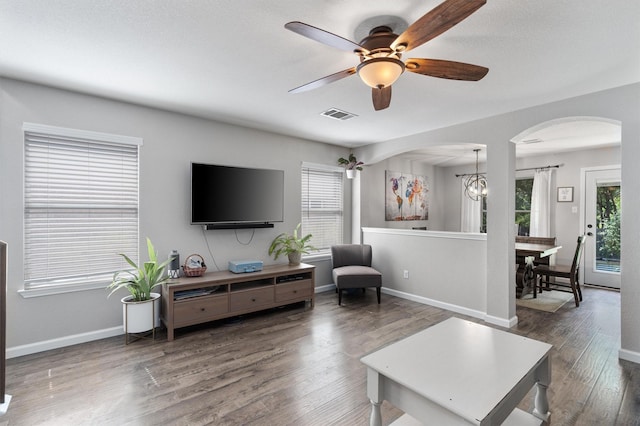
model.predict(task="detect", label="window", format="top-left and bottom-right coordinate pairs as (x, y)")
top-left (479, 177), bottom-right (533, 234)
top-left (515, 177), bottom-right (534, 236)
top-left (301, 163), bottom-right (344, 257)
top-left (23, 123), bottom-right (142, 296)
top-left (481, 196), bottom-right (487, 233)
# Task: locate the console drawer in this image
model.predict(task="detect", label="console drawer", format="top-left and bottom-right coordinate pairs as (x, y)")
top-left (174, 294), bottom-right (228, 326)
top-left (229, 287), bottom-right (274, 312)
top-left (275, 280), bottom-right (312, 302)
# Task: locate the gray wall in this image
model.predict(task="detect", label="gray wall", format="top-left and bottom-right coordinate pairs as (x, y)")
top-left (363, 228), bottom-right (487, 318)
top-left (437, 146), bottom-right (620, 264)
top-left (514, 147), bottom-right (620, 264)
top-left (361, 145), bottom-right (621, 266)
top-left (360, 158), bottom-right (438, 230)
top-left (2, 76), bottom-right (639, 363)
top-left (354, 83), bottom-right (640, 361)
top-left (0, 78), bottom-right (350, 353)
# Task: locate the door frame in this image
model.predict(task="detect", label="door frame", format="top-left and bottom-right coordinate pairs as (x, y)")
top-left (579, 164), bottom-right (621, 287)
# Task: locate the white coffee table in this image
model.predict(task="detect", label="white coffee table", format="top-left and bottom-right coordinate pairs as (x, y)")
top-left (360, 317), bottom-right (552, 425)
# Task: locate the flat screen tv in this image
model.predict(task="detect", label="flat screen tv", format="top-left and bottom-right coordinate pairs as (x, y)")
top-left (191, 163), bottom-right (284, 229)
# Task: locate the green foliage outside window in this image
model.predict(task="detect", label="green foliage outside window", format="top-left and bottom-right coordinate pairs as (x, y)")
top-left (515, 178), bottom-right (533, 235)
top-left (597, 185), bottom-right (620, 260)
top-left (480, 177), bottom-right (533, 235)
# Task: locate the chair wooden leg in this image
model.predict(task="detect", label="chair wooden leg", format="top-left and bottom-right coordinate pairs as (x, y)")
top-left (577, 284), bottom-right (583, 302)
top-left (338, 289), bottom-right (342, 306)
top-left (376, 287), bottom-right (381, 304)
top-left (576, 274), bottom-right (583, 302)
top-left (569, 277), bottom-right (580, 307)
top-left (533, 275), bottom-right (538, 298)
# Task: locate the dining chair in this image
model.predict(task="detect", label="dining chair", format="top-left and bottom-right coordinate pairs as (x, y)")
top-left (515, 236), bottom-right (557, 246)
top-left (533, 235), bottom-right (586, 307)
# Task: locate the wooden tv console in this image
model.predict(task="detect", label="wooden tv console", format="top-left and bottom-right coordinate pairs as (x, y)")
top-left (161, 263), bottom-right (315, 341)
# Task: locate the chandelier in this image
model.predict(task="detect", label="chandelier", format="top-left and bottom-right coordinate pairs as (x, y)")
top-left (464, 149), bottom-right (487, 201)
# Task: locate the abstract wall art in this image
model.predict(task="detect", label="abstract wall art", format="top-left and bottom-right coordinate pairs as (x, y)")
top-left (385, 170), bottom-right (429, 221)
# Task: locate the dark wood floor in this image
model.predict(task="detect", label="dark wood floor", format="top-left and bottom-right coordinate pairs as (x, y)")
top-left (2, 286), bottom-right (639, 425)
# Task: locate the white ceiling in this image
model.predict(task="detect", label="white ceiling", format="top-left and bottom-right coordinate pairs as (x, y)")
top-left (1, 0), bottom-right (637, 158)
top-left (405, 117), bottom-right (623, 166)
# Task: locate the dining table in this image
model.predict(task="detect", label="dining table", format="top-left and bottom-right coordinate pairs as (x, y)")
top-left (515, 242), bottom-right (562, 298)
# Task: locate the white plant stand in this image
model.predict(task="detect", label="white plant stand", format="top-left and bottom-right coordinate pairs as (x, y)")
top-left (122, 293), bottom-right (160, 345)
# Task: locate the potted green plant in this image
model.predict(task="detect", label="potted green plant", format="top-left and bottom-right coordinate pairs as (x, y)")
top-left (338, 153), bottom-right (364, 179)
top-left (108, 238), bottom-right (174, 337)
top-left (268, 223), bottom-right (316, 265)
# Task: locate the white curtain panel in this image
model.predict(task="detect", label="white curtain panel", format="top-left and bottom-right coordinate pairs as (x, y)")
top-left (461, 178), bottom-right (481, 232)
top-left (530, 169), bottom-right (553, 236)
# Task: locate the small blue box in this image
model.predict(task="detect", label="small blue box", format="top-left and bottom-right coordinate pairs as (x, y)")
top-left (228, 260), bottom-right (263, 274)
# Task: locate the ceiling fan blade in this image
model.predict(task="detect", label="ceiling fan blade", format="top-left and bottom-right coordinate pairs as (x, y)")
top-left (391, 0), bottom-right (486, 52)
top-left (285, 21), bottom-right (366, 53)
top-left (372, 86), bottom-right (392, 111)
top-left (289, 67), bottom-right (357, 94)
top-left (405, 58), bottom-right (488, 81)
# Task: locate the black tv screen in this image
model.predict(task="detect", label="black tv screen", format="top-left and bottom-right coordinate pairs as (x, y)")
top-left (191, 163), bottom-right (284, 227)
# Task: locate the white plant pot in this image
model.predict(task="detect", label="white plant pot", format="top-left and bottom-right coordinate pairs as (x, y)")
top-left (121, 292), bottom-right (161, 334)
top-left (346, 169), bottom-right (357, 179)
top-left (288, 251), bottom-right (302, 265)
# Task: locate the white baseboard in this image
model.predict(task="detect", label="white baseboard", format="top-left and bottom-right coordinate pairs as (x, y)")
top-left (7, 285), bottom-right (334, 358)
top-left (7, 326), bottom-right (122, 359)
top-left (619, 348), bottom-right (640, 365)
top-left (319, 286), bottom-right (509, 327)
top-left (486, 314), bottom-right (519, 328)
top-left (381, 287), bottom-right (517, 328)
top-left (381, 287), bottom-right (487, 321)
top-left (6, 285), bottom-right (522, 358)
top-left (315, 283), bottom-right (336, 293)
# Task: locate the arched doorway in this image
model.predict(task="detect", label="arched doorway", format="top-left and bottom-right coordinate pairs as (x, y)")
top-left (511, 116), bottom-right (622, 287)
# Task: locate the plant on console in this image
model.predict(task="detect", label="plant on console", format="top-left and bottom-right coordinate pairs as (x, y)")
top-left (268, 223), bottom-right (316, 265)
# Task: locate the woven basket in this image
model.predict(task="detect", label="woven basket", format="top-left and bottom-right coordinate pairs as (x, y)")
top-left (182, 254), bottom-right (207, 277)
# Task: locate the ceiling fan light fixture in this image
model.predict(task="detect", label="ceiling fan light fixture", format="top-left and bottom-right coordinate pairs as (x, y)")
top-left (286, 0), bottom-right (488, 109)
top-left (405, 61), bottom-right (419, 70)
top-left (356, 57), bottom-right (405, 89)
top-left (353, 48), bottom-right (368, 56)
top-left (394, 42), bottom-right (408, 52)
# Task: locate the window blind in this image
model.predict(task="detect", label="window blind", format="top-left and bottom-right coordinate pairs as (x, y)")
top-left (23, 125), bottom-right (141, 291)
top-left (301, 163), bottom-right (343, 256)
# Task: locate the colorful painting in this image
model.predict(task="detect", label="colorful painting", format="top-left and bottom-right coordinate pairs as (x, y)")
top-left (385, 170), bottom-right (429, 221)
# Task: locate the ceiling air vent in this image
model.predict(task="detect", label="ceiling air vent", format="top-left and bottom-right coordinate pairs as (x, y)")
top-left (320, 108), bottom-right (357, 121)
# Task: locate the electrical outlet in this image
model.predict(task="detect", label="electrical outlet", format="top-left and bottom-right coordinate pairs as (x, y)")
top-left (403, 270), bottom-right (409, 279)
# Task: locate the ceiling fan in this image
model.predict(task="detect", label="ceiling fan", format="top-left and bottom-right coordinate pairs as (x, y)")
top-left (285, 0), bottom-right (489, 111)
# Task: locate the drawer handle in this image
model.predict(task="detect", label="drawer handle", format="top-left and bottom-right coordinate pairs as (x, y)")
top-left (200, 308), bottom-right (205, 312)
top-left (251, 298), bottom-right (256, 302)
top-left (293, 290), bottom-right (297, 294)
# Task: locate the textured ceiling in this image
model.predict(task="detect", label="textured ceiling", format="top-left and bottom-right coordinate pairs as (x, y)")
top-left (1, 0), bottom-right (638, 153)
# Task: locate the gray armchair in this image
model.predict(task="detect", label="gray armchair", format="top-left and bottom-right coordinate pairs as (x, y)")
top-left (331, 244), bottom-right (382, 306)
